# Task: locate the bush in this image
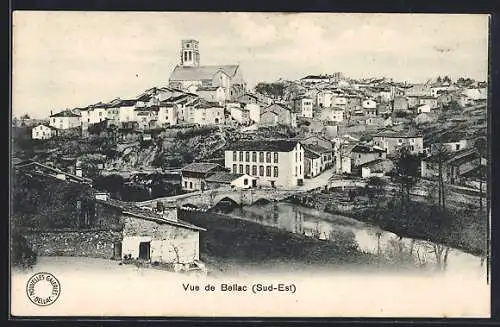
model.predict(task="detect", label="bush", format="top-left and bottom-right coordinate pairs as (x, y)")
top-left (11, 230), bottom-right (37, 269)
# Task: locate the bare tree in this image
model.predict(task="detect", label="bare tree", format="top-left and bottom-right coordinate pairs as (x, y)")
top-left (432, 144), bottom-right (450, 211)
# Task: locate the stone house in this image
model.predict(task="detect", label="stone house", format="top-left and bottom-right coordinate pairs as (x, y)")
top-left (260, 103), bottom-right (297, 128)
top-left (14, 170), bottom-right (206, 267)
top-left (180, 162), bottom-right (224, 191)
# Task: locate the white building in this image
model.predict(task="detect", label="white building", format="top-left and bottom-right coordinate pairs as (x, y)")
top-left (118, 100), bottom-right (137, 123)
top-left (88, 103), bottom-right (108, 125)
top-left (32, 124), bottom-right (56, 140)
top-left (246, 103), bottom-right (261, 124)
top-left (417, 104), bottom-right (431, 114)
top-left (205, 172), bottom-right (256, 189)
top-left (317, 91), bottom-right (333, 108)
top-left (230, 106), bottom-right (250, 125)
top-left (225, 139), bottom-right (305, 188)
top-left (293, 97), bottom-right (314, 118)
top-left (49, 110), bottom-right (81, 130)
top-left (196, 86), bottom-right (226, 105)
top-left (158, 102), bottom-right (178, 126)
top-left (362, 99), bottom-right (377, 109)
top-left (188, 103), bottom-right (225, 126)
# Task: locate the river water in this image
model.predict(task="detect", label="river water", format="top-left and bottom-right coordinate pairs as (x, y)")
top-left (224, 201), bottom-right (487, 277)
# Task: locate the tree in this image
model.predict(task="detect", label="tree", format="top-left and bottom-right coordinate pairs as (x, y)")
top-left (432, 144), bottom-right (450, 211)
top-left (436, 76), bottom-right (442, 83)
top-left (254, 82), bottom-right (286, 99)
top-left (391, 147), bottom-right (420, 208)
top-left (475, 137), bottom-right (487, 213)
top-left (367, 176), bottom-right (386, 199)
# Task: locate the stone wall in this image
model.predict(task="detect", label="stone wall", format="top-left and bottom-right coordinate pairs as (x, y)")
top-left (24, 230), bottom-right (123, 259)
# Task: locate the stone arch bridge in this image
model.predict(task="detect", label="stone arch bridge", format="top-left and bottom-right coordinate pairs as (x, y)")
top-left (135, 188), bottom-right (297, 210)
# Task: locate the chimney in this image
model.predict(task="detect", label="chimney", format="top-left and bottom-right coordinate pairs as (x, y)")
top-left (95, 192), bottom-right (110, 201)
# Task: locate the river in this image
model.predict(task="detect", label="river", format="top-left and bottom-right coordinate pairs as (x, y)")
top-left (223, 201), bottom-right (487, 277)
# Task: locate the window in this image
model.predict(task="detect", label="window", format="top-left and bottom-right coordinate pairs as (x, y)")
top-left (359, 154), bottom-right (361, 159)
top-left (252, 152), bottom-right (257, 162)
top-left (295, 152), bottom-right (298, 162)
top-left (299, 165), bottom-right (302, 175)
top-left (456, 144), bottom-right (460, 150)
top-left (99, 111), bottom-right (102, 116)
top-left (379, 152), bottom-right (383, 158)
top-left (189, 182), bottom-right (193, 189)
top-left (36, 132), bottom-right (39, 137)
top-left (259, 152), bottom-right (264, 162)
top-left (266, 152), bottom-right (271, 163)
top-left (244, 179), bottom-right (248, 185)
top-left (233, 151), bottom-right (237, 161)
top-left (274, 152), bottom-right (279, 163)
top-left (266, 166), bottom-right (271, 177)
top-left (233, 164), bottom-right (237, 173)
top-left (259, 165), bottom-right (264, 176)
top-left (239, 165), bottom-right (243, 174)
top-left (274, 167), bottom-right (279, 177)
top-left (252, 165), bottom-right (257, 176)
top-left (245, 165), bottom-right (250, 175)
top-left (300, 152), bottom-right (302, 162)
top-left (239, 151), bottom-right (244, 161)
top-left (245, 152), bottom-right (250, 161)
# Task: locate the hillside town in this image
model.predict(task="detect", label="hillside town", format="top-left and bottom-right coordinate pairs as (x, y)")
top-left (12, 39), bottom-right (488, 276)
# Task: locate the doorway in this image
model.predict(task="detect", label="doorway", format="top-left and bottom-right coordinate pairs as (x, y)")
top-left (113, 242), bottom-right (122, 260)
top-left (139, 242), bottom-right (151, 261)
top-left (252, 179), bottom-right (257, 187)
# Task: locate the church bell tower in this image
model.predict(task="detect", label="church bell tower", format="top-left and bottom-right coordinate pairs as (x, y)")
top-left (180, 39), bottom-right (200, 67)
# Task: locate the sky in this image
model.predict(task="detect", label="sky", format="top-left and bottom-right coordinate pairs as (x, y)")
top-left (12, 12), bottom-right (489, 119)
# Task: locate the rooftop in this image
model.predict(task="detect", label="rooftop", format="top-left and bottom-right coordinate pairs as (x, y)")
top-left (304, 148), bottom-right (321, 159)
top-left (181, 162), bottom-right (221, 174)
top-left (226, 139), bottom-right (300, 152)
top-left (50, 110), bottom-right (80, 118)
top-left (170, 65), bottom-right (240, 81)
top-left (96, 198), bottom-right (206, 232)
top-left (373, 128), bottom-right (423, 138)
top-left (303, 143), bottom-right (330, 155)
top-left (205, 172), bottom-right (245, 184)
top-left (352, 144), bottom-right (386, 154)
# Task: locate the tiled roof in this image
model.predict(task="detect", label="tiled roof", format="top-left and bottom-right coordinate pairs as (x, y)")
top-left (170, 65), bottom-right (239, 81)
top-left (304, 144), bottom-right (330, 155)
top-left (352, 144), bottom-right (386, 154)
top-left (373, 128), bottom-right (423, 138)
top-left (95, 198), bottom-right (206, 231)
top-left (226, 139), bottom-right (300, 152)
top-left (120, 100), bottom-right (137, 107)
top-left (181, 162), bottom-right (221, 173)
top-left (359, 158), bottom-right (394, 172)
top-left (50, 110), bottom-right (80, 118)
top-left (205, 172), bottom-right (244, 183)
top-left (197, 86), bottom-right (221, 92)
top-left (304, 148), bottom-right (320, 159)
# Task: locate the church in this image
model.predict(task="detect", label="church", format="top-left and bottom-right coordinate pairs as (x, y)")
top-left (168, 40), bottom-right (247, 101)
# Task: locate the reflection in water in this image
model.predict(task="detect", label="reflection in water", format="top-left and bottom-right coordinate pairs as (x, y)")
top-left (226, 202), bottom-right (485, 275)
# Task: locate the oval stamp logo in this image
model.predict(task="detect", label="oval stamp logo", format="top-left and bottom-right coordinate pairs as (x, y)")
top-left (26, 272), bottom-right (61, 306)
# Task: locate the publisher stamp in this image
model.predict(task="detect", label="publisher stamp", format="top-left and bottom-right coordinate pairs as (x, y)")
top-left (26, 272), bottom-right (61, 306)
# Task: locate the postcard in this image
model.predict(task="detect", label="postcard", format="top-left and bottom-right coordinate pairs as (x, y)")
top-left (11, 11), bottom-right (490, 317)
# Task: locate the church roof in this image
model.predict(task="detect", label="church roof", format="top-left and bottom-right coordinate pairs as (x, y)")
top-left (170, 65), bottom-right (239, 81)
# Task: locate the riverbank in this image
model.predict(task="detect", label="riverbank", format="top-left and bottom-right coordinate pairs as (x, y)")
top-left (179, 210), bottom-right (425, 276)
top-left (287, 192), bottom-right (487, 258)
